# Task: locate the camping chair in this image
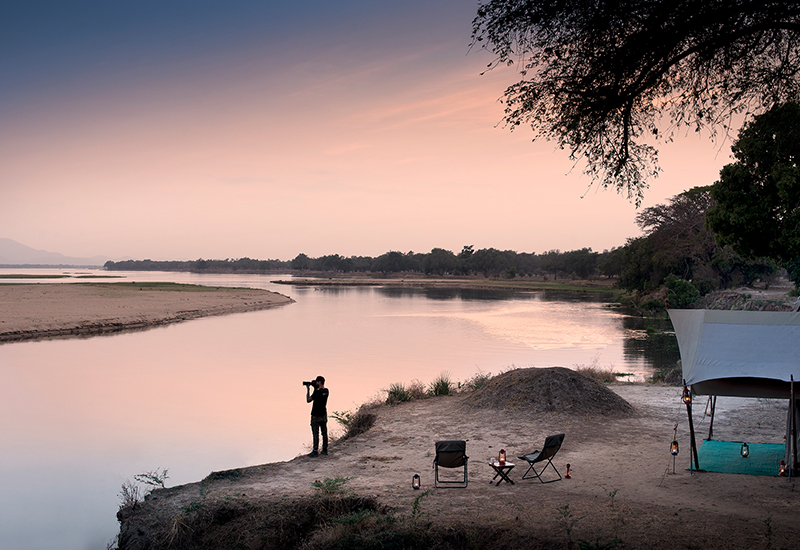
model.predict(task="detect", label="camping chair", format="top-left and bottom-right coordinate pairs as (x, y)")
top-left (433, 440), bottom-right (469, 488)
top-left (518, 433), bottom-right (565, 483)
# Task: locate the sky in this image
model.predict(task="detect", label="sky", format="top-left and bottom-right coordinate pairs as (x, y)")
top-left (1, 0), bottom-right (731, 262)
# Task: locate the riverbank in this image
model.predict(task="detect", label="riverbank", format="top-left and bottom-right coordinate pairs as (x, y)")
top-left (271, 275), bottom-right (621, 294)
top-left (0, 283), bottom-right (293, 342)
top-left (116, 369), bottom-right (799, 549)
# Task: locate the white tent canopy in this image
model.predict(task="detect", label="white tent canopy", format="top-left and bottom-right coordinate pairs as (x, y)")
top-left (669, 309), bottom-right (800, 398)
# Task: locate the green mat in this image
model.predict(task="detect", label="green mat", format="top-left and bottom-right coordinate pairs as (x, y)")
top-left (696, 439), bottom-right (785, 476)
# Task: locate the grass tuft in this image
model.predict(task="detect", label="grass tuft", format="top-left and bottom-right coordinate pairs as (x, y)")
top-left (428, 372), bottom-right (454, 396)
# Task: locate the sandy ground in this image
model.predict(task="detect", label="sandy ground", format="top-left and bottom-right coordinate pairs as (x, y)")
top-left (0, 283), bottom-right (293, 342)
top-left (124, 383), bottom-right (800, 549)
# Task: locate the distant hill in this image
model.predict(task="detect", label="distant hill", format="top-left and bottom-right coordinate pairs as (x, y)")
top-left (0, 238), bottom-right (112, 266)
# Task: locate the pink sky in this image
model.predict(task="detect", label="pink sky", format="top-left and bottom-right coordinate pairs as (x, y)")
top-left (0, 1), bottom-right (729, 261)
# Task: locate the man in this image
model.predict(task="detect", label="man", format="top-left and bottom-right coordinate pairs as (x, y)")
top-left (305, 375), bottom-right (329, 457)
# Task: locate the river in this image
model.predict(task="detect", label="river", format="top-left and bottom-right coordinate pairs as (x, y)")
top-left (0, 268), bottom-right (677, 549)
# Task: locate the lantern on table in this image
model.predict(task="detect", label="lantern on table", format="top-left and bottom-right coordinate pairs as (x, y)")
top-left (498, 449), bottom-right (506, 465)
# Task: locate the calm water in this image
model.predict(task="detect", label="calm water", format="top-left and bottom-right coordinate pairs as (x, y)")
top-left (0, 268), bottom-right (677, 549)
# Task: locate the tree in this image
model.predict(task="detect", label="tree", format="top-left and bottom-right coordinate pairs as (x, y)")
top-left (471, 0), bottom-right (800, 202)
top-left (291, 253), bottom-right (311, 271)
top-left (471, 248), bottom-right (510, 277)
top-left (706, 103), bottom-right (800, 275)
top-left (636, 186), bottom-right (717, 281)
top-left (423, 248), bottom-right (458, 275)
top-left (614, 186), bottom-right (775, 291)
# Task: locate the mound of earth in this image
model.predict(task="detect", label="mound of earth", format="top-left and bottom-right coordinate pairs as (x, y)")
top-left (463, 366), bottom-right (636, 416)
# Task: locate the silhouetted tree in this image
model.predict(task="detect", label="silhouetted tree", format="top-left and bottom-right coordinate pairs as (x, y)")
top-left (472, 0), bottom-right (800, 202)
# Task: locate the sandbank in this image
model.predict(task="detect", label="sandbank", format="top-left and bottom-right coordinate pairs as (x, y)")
top-left (0, 283), bottom-right (293, 342)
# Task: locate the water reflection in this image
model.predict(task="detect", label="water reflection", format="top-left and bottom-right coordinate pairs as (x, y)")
top-left (621, 314), bottom-right (680, 372)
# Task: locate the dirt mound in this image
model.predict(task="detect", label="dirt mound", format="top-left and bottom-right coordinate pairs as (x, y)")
top-left (464, 366), bottom-right (635, 416)
top-left (698, 289), bottom-right (794, 311)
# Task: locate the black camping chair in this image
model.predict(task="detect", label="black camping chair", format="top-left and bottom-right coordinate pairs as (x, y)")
top-left (433, 440), bottom-right (469, 488)
top-left (518, 433), bottom-right (565, 483)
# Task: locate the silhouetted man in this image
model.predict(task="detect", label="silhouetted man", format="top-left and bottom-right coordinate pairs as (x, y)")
top-left (305, 375), bottom-right (329, 457)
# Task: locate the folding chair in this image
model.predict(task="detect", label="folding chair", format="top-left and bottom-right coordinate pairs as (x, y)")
top-left (518, 433), bottom-right (565, 483)
top-left (433, 440), bottom-right (469, 488)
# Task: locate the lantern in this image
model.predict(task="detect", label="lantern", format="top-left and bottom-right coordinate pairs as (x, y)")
top-left (780, 460), bottom-right (787, 476)
top-left (741, 443), bottom-right (749, 458)
top-left (671, 440), bottom-right (679, 456)
top-left (682, 386), bottom-right (692, 405)
top-left (498, 449), bottom-right (506, 465)
top-left (412, 474), bottom-right (420, 490)
top-left (565, 463), bottom-right (571, 479)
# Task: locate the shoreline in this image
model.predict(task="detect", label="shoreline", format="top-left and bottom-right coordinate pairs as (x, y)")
top-left (0, 283), bottom-right (293, 343)
top-left (271, 276), bottom-right (621, 294)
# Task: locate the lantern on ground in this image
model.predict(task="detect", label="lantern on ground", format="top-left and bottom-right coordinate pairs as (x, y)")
top-left (412, 474), bottom-right (420, 490)
top-left (682, 386), bottom-right (692, 405)
top-left (565, 463), bottom-right (571, 479)
top-left (498, 449), bottom-right (506, 465)
top-left (741, 443), bottom-right (749, 458)
top-left (780, 460), bottom-right (787, 476)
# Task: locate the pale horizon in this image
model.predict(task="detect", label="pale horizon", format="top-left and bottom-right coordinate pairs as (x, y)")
top-left (1, 1), bottom-right (729, 262)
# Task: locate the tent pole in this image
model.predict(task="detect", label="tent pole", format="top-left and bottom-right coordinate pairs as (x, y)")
top-left (684, 382), bottom-right (700, 472)
top-left (792, 376), bottom-right (797, 478)
top-left (707, 396), bottom-right (716, 441)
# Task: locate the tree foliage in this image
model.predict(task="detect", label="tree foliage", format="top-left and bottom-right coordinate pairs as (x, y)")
top-left (706, 102), bottom-right (800, 268)
top-left (471, 0), bottom-right (800, 202)
top-left (613, 186), bottom-right (776, 292)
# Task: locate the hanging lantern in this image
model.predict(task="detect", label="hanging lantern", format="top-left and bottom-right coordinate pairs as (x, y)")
top-left (671, 440), bottom-right (679, 456)
top-left (498, 449), bottom-right (506, 465)
top-left (780, 460), bottom-right (787, 476)
top-left (412, 474), bottom-right (420, 490)
top-left (565, 463), bottom-right (571, 479)
top-left (741, 442), bottom-right (749, 458)
top-left (682, 386), bottom-right (692, 405)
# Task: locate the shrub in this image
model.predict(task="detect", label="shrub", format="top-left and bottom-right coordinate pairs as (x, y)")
top-left (386, 383), bottom-right (412, 404)
top-left (638, 298), bottom-right (665, 313)
top-left (333, 401), bottom-right (380, 440)
top-left (311, 477), bottom-right (353, 495)
top-left (406, 379), bottom-right (427, 400)
top-left (573, 356), bottom-right (625, 383)
top-left (458, 369), bottom-right (493, 392)
top-left (664, 274), bottom-right (700, 308)
top-left (428, 372), bottom-right (454, 396)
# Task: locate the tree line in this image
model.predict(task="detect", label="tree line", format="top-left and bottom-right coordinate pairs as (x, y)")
top-left (103, 185), bottom-right (785, 304)
top-left (104, 246), bottom-right (607, 280)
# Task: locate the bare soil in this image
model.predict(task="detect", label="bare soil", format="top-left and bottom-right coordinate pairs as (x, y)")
top-left (117, 368), bottom-right (800, 550)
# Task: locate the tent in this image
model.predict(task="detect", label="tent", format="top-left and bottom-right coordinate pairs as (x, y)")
top-left (668, 309), bottom-right (800, 475)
